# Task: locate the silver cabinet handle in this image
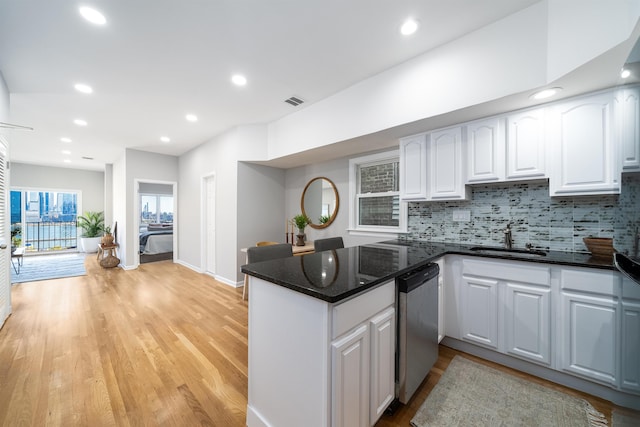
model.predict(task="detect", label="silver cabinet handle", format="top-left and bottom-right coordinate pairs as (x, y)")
top-left (0, 244), bottom-right (7, 249)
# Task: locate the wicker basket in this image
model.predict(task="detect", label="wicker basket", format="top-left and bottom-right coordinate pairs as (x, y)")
top-left (583, 237), bottom-right (615, 259)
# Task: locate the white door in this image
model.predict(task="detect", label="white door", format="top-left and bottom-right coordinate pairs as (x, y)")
top-left (0, 137), bottom-right (10, 328)
top-left (204, 175), bottom-right (216, 275)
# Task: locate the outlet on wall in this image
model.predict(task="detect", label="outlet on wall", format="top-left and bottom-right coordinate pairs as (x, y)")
top-left (452, 210), bottom-right (471, 222)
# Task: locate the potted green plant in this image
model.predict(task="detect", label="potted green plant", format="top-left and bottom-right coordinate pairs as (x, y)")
top-left (77, 211), bottom-right (105, 253)
top-left (293, 214), bottom-right (311, 234)
top-left (292, 214), bottom-right (311, 246)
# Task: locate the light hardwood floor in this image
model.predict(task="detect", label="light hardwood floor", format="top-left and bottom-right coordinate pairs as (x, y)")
top-left (0, 256), bottom-right (619, 426)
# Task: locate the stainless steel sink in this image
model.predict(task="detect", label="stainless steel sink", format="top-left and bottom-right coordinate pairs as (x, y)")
top-left (470, 246), bottom-right (547, 257)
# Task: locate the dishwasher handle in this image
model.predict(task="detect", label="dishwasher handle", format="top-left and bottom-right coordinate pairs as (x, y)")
top-left (397, 263), bottom-right (439, 293)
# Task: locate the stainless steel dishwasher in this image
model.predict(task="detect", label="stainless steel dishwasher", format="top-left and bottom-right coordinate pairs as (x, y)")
top-left (396, 262), bottom-right (439, 404)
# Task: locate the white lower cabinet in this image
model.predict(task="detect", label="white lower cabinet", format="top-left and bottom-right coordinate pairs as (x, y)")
top-left (460, 274), bottom-right (499, 349)
top-left (558, 267), bottom-right (619, 387)
top-left (504, 282), bottom-right (551, 366)
top-left (459, 258), bottom-right (551, 363)
top-left (621, 278), bottom-right (640, 392)
top-left (559, 291), bottom-right (618, 386)
top-left (331, 282), bottom-right (395, 427)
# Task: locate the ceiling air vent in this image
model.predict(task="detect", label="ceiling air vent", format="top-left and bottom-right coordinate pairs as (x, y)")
top-left (284, 96), bottom-right (304, 106)
top-left (82, 156), bottom-right (94, 160)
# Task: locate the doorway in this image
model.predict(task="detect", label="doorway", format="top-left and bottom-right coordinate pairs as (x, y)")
top-left (137, 181), bottom-right (176, 264)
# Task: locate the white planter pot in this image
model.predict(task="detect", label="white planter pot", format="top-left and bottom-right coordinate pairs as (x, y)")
top-left (81, 236), bottom-right (102, 253)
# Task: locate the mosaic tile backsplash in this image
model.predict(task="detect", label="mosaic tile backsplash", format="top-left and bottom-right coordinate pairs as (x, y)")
top-left (402, 173), bottom-right (640, 255)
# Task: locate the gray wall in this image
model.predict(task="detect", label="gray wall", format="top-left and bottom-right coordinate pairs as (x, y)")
top-left (10, 162), bottom-right (104, 214)
top-left (178, 125), bottom-right (268, 285)
top-left (237, 162), bottom-right (286, 251)
top-left (122, 149), bottom-right (178, 267)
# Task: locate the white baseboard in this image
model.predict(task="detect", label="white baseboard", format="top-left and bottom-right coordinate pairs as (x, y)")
top-left (174, 260), bottom-right (242, 288)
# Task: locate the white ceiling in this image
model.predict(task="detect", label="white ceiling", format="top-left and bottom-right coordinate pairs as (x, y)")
top-left (0, 0), bottom-right (545, 171)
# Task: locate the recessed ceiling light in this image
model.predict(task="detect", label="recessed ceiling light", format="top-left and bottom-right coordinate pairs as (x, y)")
top-left (74, 119), bottom-right (88, 126)
top-left (60, 137), bottom-right (72, 143)
top-left (400, 18), bottom-right (419, 36)
top-left (74, 83), bottom-right (93, 94)
top-left (63, 159), bottom-right (71, 163)
top-left (61, 150), bottom-right (71, 155)
top-left (621, 68), bottom-right (631, 79)
top-left (79, 6), bottom-right (107, 25)
top-left (530, 87), bottom-right (562, 100)
top-left (231, 74), bottom-right (247, 86)
top-left (186, 114), bottom-right (198, 122)
top-left (160, 136), bottom-right (170, 143)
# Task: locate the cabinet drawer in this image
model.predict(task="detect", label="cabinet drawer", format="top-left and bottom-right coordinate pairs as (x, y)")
top-left (463, 259), bottom-right (550, 286)
top-left (622, 276), bottom-right (640, 301)
top-left (333, 281), bottom-right (395, 339)
top-left (560, 268), bottom-right (620, 296)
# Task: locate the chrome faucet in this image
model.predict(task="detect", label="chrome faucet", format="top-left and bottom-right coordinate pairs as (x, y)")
top-left (503, 223), bottom-right (513, 249)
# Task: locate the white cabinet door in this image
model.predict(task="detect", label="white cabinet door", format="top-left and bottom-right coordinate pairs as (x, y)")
top-left (461, 275), bottom-right (499, 349)
top-left (427, 126), bottom-right (468, 200)
top-left (332, 324), bottom-right (370, 427)
top-left (466, 117), bottom-right (505, 183)
top-left (560, 291), bottom-right (618, 386)
top-left (621, 300), bottom-right (640, 392)
top-left (506, 109), bottom-right (546, 180)
top-left (548, 92), bottom-right (620, 196)
top-left (399, 134), bottom-right (428, 201)
top-left (369, 307), bottom-right (395, 425)
top-left (619, 87), bottom-right (640, 172)
top-left (504, 282), bottom-right (551, 366)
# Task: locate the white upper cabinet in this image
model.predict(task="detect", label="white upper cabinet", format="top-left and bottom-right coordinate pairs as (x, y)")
top-left (618, 87), bottom-right (640, 172)
top-left (506, 108), bottom-right (547, 180)
top-left (466, 117), bottom-right (505, 183)
top-left (548, 91), bottom-right (620, 196)
top-left (427, 126), bottom-right (469, 200)
top-left (399, 133), bottom-right (428, 201)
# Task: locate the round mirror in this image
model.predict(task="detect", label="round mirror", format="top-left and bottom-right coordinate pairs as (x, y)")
top-left (301, 177), bottom-right (339, 229)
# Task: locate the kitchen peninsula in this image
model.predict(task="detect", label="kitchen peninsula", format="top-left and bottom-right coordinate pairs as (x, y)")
top-left (242, 241), bottom-right (639, 427)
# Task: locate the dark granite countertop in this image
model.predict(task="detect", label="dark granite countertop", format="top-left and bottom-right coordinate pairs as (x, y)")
top-left (240, 239), bottom-right (618, 303)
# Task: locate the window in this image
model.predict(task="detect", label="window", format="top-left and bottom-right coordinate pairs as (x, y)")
top-left (349, 151), bottom-right (407, 235)
top-left (140, 194), bottom-right (173, 225)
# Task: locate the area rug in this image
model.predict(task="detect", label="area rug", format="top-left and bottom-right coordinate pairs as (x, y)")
top-left (11, 253), bottom-right (87, 284)
top-left (612, 408), bottom-right (640, 426)
top-left (411, 356), bottom-right (608, 427)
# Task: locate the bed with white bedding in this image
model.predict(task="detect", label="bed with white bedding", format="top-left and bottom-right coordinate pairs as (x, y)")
top-left (139, 224), bottom-right (173, 262)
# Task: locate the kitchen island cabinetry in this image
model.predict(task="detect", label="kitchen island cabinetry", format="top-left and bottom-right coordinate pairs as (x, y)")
top-left (246, 276), bottom-right (395, 427)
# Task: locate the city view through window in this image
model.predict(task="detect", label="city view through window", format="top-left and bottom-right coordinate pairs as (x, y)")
top-left (11, 190), bottom-right (79, 252)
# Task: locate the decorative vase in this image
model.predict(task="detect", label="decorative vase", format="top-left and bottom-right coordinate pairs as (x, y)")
top-left (102, 233), bottom-right (114, 246)
top-left (296, 229), bottom-right (306, 246)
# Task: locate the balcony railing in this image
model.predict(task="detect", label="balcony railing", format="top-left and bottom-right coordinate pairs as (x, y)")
top-left (20, 221), bottom-right (78, 252)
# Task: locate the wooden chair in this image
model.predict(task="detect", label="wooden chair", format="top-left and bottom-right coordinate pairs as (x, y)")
top-left (314, 237), bottom-right (344, 252)
top-left (244, 243), bottom-right (293, 300)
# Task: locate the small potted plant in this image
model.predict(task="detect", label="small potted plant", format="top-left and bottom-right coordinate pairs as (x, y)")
top-left (77, 211), bottom-right (105, 253)
top-left (292, 214), bottom-right (311, 246)
top-left (102, 225), bottom-right (114, 246)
